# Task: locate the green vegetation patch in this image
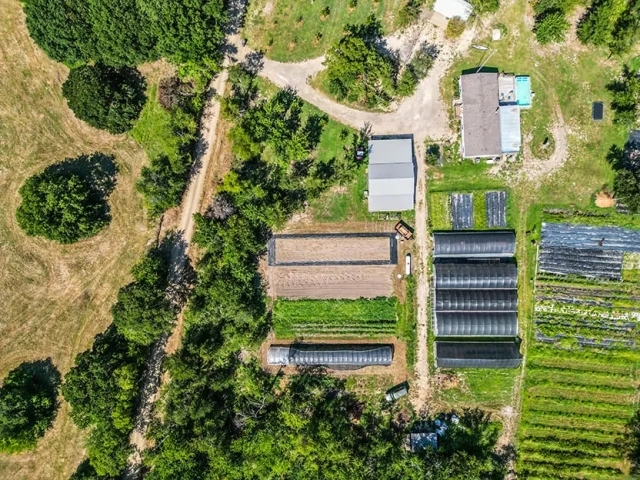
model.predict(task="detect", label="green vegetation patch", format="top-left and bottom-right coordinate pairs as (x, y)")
top-left (435, 368), bottom-right (518, 412)
top-left (429, 192), bottom-right (451, 230)
top-left (273, 297), bottom-right (398, 338)
top-left (243, 0), bottom-right (403, 62)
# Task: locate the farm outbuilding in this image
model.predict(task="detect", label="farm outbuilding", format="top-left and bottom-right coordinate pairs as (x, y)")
top-left (460, 72), bottom-right (527, 158)
top-left (433, 0), bottom-right (473, 21)
top-left (267, 344), bottom-right (394, 368)
top-left (435, 341), bottom-right (522, 368)
top-left (433, 231), bottom-right (516, 258)
top-left (367, 137), bottom-right (415, 212)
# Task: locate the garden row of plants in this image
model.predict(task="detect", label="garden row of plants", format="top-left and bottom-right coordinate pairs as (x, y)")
top-left (520, 273), bottom-right (640, 478)
top-left (272, 297), bottom-right (398, 338)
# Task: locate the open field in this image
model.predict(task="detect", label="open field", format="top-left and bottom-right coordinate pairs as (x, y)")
top-left (273, 297), bottom-right (398, 338)
top-left (267, 264), bottom-right (395, 299)
top-left (243, 0), bottom-right (404, 62)
top-left (271, 234), bottom-right (394, 265)
top-left (0, 1), bottom-right (154, 479)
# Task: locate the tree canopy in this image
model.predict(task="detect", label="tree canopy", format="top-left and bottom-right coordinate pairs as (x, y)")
top-left (62, 326), bottom-right (148, 476)
top-left (324, 16), bottom-right (397, 108)
top-left (22, 0), bottom-right (226, 75)
top-left (607, 65), bottom-right (640, 129)
top-left (16, 153), bottom-right (116, 244)
top-left (577, 0), bottom-right (626, 47)
top-left (62, 64), bottom-right (146, 134)
top-left (111, 249), bottom-right (175, 346)
top-left (534, 11), bottom-right (570, 44)
top-left (0, 360), bottom-right (61, 454)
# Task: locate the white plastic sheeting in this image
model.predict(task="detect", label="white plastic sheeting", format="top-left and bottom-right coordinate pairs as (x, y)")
top-left (499, 106), bottom-right (522, 154)
top-left (433, 0), bottom-right (473, 21)
top-left (267, 344), bottom-right (393, 367)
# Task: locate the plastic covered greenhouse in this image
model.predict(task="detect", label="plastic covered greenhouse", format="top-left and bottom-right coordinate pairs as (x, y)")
top-left (435, 312), bottom-right (518, 337)
top-left (436, 289), bottom-right (518, 311)
top-left (433, 232), bottom-right (516, 257)
top-left (267, 344), bottom-right (394, 368)
top-left (435, 342), bottom-right (522, 368)
top-left (435, 263), bottom-right (517, 289)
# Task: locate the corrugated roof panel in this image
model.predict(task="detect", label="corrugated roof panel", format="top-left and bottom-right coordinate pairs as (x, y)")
top-left (369, 162), bottom-right (414, 180)
top-left (369, 176), bottom-right (414, 195)
top-left (435, 312), bottom-right (518, 336)
top-left (499, 106), bottom-right (521, 153)
top-left (368, 138), bottom-right (413, 165)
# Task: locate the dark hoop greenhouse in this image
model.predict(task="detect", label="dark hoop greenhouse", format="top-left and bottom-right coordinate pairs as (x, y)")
top-left (435, 263), bottom-right (517, 289)
top-left (435, 312), bottom-right (518, 337)
top-left (435, 342), bottom-right (522, 368)
top-left (433, 232), bottom-right (516, 257)
top-left (267, 344), bottom-right (394, 368)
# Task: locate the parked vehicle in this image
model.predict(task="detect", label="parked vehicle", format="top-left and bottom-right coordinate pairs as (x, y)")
top-left (385, 382), bottom-right (409, 402)
top-left (395, 220), bottom-right (413, 240)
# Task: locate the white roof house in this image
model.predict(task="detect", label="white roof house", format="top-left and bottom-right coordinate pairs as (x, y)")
top-left (368, 138), bottom-right (415, 212)
top-left (433, 0), bottom-right (473, 21)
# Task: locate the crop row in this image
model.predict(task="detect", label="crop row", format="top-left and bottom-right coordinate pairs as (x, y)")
top-left (520, 425), bottom-right (623, 446)
top-left (520, 449), bottom-right (623, 470)
top-left (518, 458), bottom-right (625, 480)
top-left (526, 385), bottom-right (635, 406)
top-left (526, 367), bottom-right (636, 390)
top-left (536, 323), bottom-right (634, 343)
top-left (525, 398), bottom-right (634, 420)
top-left (522, 412), bottom-right (627, 434)
top-left (273, 297), bottom-right (398, 322)
top-left (528, 344), bottom-right (640, 371)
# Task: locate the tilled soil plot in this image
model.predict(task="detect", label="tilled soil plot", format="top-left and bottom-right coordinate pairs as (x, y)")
top-left (268, 265), bottom-right (395, 299)
top-left (275, 235), bottom-right (392, 264)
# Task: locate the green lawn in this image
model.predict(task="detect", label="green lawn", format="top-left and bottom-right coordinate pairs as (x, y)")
top-left (435, 368), bottom-right (518, 412)
top-left (243, 0), bottom-right (404, 62)
top-left (130, 84), bottom-right (180, 162)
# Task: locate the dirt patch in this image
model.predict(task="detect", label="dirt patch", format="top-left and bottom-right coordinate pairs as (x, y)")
top-left (259, 336), bottom-right (409, 385)
top-left (267, 265), bottom-right (395, 299)
top-left (274, 235), bottom-right (392, 263)
top-left (595, 191), bottom-right (616, 208)
top-left (281, 219), bottom-right (397, 234)
top-left (435, 371), bottom-right (460, 390)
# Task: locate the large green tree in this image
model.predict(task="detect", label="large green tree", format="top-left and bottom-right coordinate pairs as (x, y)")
top-left (111, 250), bottom-right (174, 346)
top-left (63, 64), bottom-right (146, 134)
top-left (62, 326), bottom-right (148, 476)
top-left (16, 154), bottom-right (115, 244)
top-left (0, 361), bottom-right (60, 453)
top-left (577, 0), bottom-right (627, 47)
top-left (607, 65), bottom-right (640, 129)
top-left (534, 11), bottom-right (571, 44)
top-left (324, 16), bottom-right (396, 108)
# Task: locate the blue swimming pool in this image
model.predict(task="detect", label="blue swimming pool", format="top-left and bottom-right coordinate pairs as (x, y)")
top-left (516, 76), bottom-right (531, 107)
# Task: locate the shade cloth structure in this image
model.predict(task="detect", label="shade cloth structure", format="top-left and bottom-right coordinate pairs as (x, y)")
top-left (435, 263), bottom-right (517, 289)
top-left (541, 223), bottom-right (640, 252)
top-left (435, 342), bottom-right (522, 368)
top-left (267, 344), bottom-right (393, 368)
top-left (433, 0), bottom-right (473, 22)
top-left (539, 247), bottom-right (624, 281)
top-left (433, 231), bottom-right (516, 257)
top-left (367, 138), bottom-right (415, 212)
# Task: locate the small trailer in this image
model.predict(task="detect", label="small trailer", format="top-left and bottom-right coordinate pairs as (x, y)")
top-left (395, 220), bottom-right (413, 240)
top-left (405, 253), bottom-right (411, 276)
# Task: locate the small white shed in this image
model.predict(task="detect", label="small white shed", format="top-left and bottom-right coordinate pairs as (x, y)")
top-left (433, 0), bottom-right (473, 21)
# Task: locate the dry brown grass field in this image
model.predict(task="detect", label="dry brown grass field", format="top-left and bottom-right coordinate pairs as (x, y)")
top-left (0, 1), bottom-right (155, 478)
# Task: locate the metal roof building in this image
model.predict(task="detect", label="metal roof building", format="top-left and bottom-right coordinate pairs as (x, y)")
top-left (433, 231), bottom-right (516, 258)
top-left (368, 138), bottom-right (415, 212)
top-left (267, 344), bottom-right (393, 368)
top-left (433, 0), bottom-right (473, 21)
top-left (435, 342), bottom-right (522, 368)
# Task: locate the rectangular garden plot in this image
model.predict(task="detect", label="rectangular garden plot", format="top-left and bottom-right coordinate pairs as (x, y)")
top-left (273, 298), bottom-right (397, 338)
top-left (268, 265), bottom-right (394, 300)
top-left (539, 247), bottom-right (624, 280)
top-left (268, 233), bottom-right (397, 266)
top-left (485, 191), bottom-right (507, 227)
top-left (451, 193), bottom-right (474, 230)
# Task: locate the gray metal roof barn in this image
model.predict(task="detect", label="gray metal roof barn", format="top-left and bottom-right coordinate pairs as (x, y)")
top-left (267, 344), bottom-right (393, 368)
top-left (368, 138), bottom-right (415, 212)
top-left (435, 342), bottom-right (522, 368)
top-left (433, 231), bottom-right (516, 257)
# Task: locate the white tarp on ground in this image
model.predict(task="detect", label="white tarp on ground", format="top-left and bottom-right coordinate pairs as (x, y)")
top-left (433, 0), bottom-right (473, 21)
top-left (499, 106), bottom-right (522, 154)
